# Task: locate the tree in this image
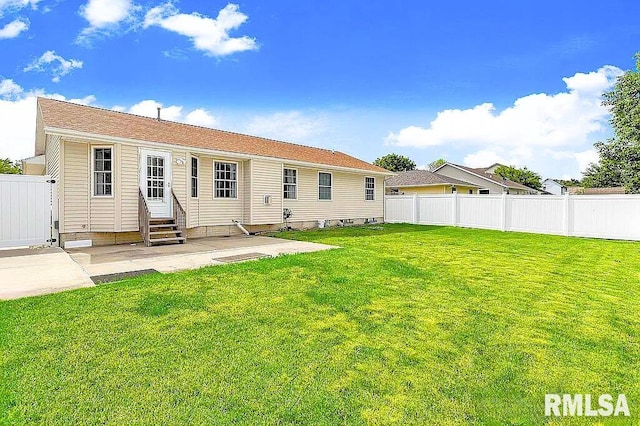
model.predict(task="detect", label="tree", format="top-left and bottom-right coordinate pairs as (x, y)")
top-left (0, 158), bottom-right (21, 174)
top-left (583, 52), bottom-right (640, 192)
top-left (373, 153), bottom-right (416, 172)
top-left (494, 165), bottom-right (542, 190)
top-left (427, 158), bottom-right (446, 171)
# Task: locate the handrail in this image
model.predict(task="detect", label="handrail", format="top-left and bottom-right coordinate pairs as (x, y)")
top-left (172, 190), bottom-right (187, 242)
top-left (138, 188), bottom-right (152, 247)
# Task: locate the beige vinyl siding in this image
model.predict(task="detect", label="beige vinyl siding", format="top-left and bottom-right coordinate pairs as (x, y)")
top-left (62, 141), bottom-right (89, 233)
top-left (250, 159), bottom-right (283, 224)
top-left (187, 155), bottom-right (199, 228)
top-left (242, 159), bottom-right (252, 223)
top-left (45, 135), bottom-right (61, 181)
top-left (172, 149), bottom-right (188, 207)
top-left (283, 166), bottom-right (383, 221)
top-left (436, 164), bottom-right (504, 193)
top-left (34, 108), bottom-right (45, 156)
top-left (389, 185), bottom-right (477, 195)
top-left (120, 144), bottom-right (139, 231)
top-left (196, 156), bottom-right (243, 226)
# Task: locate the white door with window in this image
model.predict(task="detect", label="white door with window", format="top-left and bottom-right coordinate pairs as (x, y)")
top-left (140, 149), bottom-right (172, 218)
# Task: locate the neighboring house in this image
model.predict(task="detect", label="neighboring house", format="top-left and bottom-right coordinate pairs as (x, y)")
top-left (385, 170), bottom-right (479, 195)
top-left (24, 98), bottom-right (392, 247)
top-left (542, 179), bottom-right (567, 195)
top-left (567, 186), bottom-right (626, 195)
top-left (433, 162), bottom-right (540, 195)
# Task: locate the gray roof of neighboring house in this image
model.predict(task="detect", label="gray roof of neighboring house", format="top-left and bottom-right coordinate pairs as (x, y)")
top-left (385, 170), bottom-right (479, 188)
top-left (435, 163), bottom-right (538, 192)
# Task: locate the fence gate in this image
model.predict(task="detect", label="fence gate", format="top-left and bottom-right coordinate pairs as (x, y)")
top-left (0, 174), bottom-right (57, 248)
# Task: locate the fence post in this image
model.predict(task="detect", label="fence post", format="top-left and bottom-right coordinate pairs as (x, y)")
top-left (451, 192), bottom-right (458, 226)
top-left (563, 194), bottom-right (570, 236)
top-left (413, 194), bottom-right (418, 224)
top-left (501, 193), bottom-right (507, 231)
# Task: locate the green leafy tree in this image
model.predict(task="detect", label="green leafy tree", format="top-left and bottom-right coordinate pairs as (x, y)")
top-left (427, 158), bottom-right (446, 171)
top-left (583, 52), bottom-right (640, 192)
top-left (494, 165), bottom-right (542, 190)
top-left (373, 153), bottom-right (416, 172)
top-left (0, 158), bottom-right (21, 174)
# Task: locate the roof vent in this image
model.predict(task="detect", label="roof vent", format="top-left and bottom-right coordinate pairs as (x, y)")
top-left (157, 107), bottom-right (161, 121)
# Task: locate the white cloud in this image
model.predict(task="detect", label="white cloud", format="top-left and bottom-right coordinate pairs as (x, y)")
top-left (123, 99), bottom-right (217, 128)
top-left (575, 149), bottom-right (599, 172)
top-left (0, 0), bottom-right (40, 17)
top-left (386, 66), bottom-right (624, 175)
top-left (23, 50), bottom-right (83, 82)
top-left (0, 78), bottom-right (23, 97)
top-left (77, 0), bottom-right (136, 43)
top-left (0, 79), bottom-right (97, 161)
top-left (0, 18), bottom-right (28, 38)
top-left (185, 108), bottom-right (217, 127)
top-left (143, 3), bottom-right (258, 57)
top-left (246, 111), bottom-right (325, 142)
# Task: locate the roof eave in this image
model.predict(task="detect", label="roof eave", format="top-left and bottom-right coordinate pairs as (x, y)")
top-left (43, 126), bottom-right (394, 176)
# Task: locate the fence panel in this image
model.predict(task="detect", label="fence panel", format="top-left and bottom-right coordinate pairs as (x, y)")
top-left (384, 196), bottom-right (415, 223)
top-left (457, 195), bottom-right (502, 230)
top-left (571, 195), bottom-right (640, 240)
top-left (507, 196), bottom-right (565, 235)
top-left (417, 195), bottom-right (453, 225)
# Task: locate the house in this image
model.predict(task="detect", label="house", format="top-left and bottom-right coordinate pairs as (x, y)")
top-left (24, 97), bottom-right (392, 247)
top-left (541, 179), bottom-right (567, 195)
top-left (385, 170), bottom-right (479, 195)
top-left (567, 186), bottom-right (626, 195)
top-left (433, 162), bottom-right (540, 195)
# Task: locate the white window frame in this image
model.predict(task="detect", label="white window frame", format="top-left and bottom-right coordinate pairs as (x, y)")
top-left (364, 176), bottom-right (375, 201)
top-left (91, 146), bottom-right (114, 198)
top-left (318, 171), bottom-right (332, 201)
top-left (478, 188), bottom-right (490, 195)
top-left (190, 156), bottom-right (199, 199)
top-left (213, 160), bottom-right (238, 199)
top-left (283, 168), bottom-right (297, 200)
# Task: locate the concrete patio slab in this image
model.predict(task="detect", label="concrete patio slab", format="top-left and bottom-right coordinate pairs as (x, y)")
top-left (0, 247), bottom-right (95, 300)
top-left (67, 235), bottom-right (336, 277)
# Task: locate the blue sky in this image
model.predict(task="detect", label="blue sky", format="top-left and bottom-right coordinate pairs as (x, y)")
top-left (1, 0), bottom-right (639, 179)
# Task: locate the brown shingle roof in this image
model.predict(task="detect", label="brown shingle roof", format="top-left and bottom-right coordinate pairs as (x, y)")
top-left (385, 170), bottom-right (479, 187)
top-left (567, 186), bottom-right (626, 195)
top-left (37, 97), bottom-right (390, 174)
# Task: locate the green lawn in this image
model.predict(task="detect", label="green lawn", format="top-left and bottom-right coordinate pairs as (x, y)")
top-left (1, 224), bottom-right (639, 424)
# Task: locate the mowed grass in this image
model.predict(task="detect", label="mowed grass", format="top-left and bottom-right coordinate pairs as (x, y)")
top-left (1, 224), bottom-right (640, 425)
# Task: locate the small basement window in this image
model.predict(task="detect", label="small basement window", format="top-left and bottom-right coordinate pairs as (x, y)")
top-left (479, 188), bottom-right (490, 195)
top-left (93, 147), bottom-right (112, 196)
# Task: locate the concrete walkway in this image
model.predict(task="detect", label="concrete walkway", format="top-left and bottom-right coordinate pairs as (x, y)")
top-left (0, 236), bottom-right (335, 300)
top-left (0, 247), bottom-right (94, 300)
top-left (67, 235), bottom-right (335, 277)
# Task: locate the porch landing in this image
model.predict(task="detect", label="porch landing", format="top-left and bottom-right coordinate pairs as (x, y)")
top-left (66, 235), bottom-right (337, 278)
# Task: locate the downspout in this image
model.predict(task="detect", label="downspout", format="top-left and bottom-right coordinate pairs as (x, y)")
top-left (232, 220), bottom-right (251, 236)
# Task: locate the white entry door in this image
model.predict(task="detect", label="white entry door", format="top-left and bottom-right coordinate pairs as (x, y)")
top-left (140, 149), bottom-right (172, 218)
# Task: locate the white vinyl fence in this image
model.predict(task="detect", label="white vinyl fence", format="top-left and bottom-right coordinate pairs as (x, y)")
top-left (385, 194), bottom-right (640, 241)
top-left (0, 174), bottom-right (57, 248)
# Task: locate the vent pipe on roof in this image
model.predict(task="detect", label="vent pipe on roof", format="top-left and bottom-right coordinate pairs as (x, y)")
top-left (157, 107), bottom-right (161, 121)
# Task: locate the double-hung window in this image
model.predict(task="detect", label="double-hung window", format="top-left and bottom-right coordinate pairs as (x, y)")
top-left (283, 168), bottom-right (297, 200)
top-left (365, 177), bottom-right (375, 201)
top-left (318, 172), bottom-right (332, 200)
top-left (93, 147), bottom-right (112, 196)
top-left (191, 157), bottom-right (199, 198)
top-left (214, 161), bottom-right (237, 198)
